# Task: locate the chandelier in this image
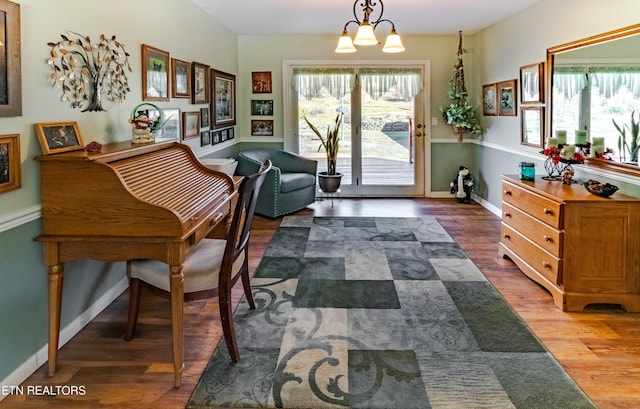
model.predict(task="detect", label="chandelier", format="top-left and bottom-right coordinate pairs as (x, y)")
top-left (335, 0), bottom-right (405, 53)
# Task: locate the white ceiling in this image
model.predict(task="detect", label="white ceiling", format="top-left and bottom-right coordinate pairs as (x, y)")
top-left (191, 0), bottom-right (541, 36)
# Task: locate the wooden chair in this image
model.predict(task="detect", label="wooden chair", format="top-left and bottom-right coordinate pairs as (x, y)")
top-left (124, 160), bottom-right (272, 362)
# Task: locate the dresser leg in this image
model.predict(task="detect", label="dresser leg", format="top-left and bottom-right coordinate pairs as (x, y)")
top-left (169, 264), bottom-right (184, 387)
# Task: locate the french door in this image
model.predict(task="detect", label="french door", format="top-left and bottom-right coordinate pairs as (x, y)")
top-left (286, 63), bottom-right (428, 197)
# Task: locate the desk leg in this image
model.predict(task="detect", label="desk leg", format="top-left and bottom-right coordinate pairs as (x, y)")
top-left (47, 263), bottom-right (64, 376)
top-left (169, 264), bottom-right (184, 387)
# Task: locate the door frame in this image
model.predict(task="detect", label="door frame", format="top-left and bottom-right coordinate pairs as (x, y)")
top-left (282, 59), bottom-right (431, 197)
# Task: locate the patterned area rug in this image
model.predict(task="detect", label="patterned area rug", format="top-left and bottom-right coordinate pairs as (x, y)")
top-left (187, 216), bottom-right (595, 409)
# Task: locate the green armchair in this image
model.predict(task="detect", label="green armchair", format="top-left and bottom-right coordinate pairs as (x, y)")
top-left (236, 149), bottom-right (317, 218)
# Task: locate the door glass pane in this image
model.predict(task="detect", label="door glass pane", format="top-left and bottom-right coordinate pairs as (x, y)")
top-left (361, 86), bottom-right (414, 185)
top-left (298, 87), bottom-right (352, 186)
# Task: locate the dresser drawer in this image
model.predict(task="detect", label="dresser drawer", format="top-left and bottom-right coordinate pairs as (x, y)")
top-left (501, 223), bottom-right (562, 285)
top-left (502, 202), bottom-right (563, 257)
top-left (502, 181), bottom-right (563, 229)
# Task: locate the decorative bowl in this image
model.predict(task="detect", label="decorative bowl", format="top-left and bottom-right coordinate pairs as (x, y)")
top-left (583, 180), bottom-right (619, 198)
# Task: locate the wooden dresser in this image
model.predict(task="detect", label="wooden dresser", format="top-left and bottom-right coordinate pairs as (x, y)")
top-left (499, 175), bottom-right (640, 312)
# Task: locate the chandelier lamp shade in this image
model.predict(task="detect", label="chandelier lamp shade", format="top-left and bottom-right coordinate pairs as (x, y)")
top-left (335, 0), bottom-right (405, 54)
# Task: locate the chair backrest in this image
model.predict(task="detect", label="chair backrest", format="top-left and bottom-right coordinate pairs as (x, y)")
top-left (222, 160), bottom-right (272, 276)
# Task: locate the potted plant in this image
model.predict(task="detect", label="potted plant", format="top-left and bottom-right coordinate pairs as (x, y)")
top-left (613, 110), bottom-right (640, 163)
top-left (440, 31), bottom-right (482, 142)
top-left (304, 113), bottom-right (343, 193)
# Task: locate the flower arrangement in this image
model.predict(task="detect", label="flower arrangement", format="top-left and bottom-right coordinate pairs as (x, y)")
top-left (541, 145), bottom-right (585, 164)
top-left (541, 144), bottom-right (585, 180)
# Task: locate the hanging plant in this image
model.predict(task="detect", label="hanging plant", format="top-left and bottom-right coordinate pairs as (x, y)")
top-left (440, 31), bottom-right (482, 142)
top-left (47, 31), bottom-right (132, 112)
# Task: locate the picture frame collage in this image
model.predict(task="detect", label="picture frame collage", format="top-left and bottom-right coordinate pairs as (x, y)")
top-left (139, 44), bottom-right (236, 146)
top-left (481, 61), bottom-right (544, 148)
top-left (250, 71), bottom-right (274, 136)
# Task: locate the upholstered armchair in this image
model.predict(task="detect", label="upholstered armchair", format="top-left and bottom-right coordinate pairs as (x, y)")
top-left (236, 149), bottom-right (317, 218)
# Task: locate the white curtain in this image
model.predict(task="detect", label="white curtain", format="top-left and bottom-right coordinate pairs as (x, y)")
top-left (359, 67), bottom-right (423, 100)
top-left (553, 65), bottom-right (588, 99)
top-left (292, 67), bottom-right (355, 100)
top-left (554, 65), bottom-right (640, 98)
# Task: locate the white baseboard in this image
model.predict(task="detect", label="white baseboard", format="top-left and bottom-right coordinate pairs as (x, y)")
top-left (0, 276), bottom-right (129, 401)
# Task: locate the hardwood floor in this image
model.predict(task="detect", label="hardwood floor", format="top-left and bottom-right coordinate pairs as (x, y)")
top-left (3, 198), bottom-right (639, 408)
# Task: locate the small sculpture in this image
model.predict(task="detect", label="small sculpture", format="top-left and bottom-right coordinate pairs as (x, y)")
top-left (561, 168), bottom-right (574, 185)
top-left (450, 165), bottom-right (474, 203)
top-left (129, 110), bottom-right (155, 144)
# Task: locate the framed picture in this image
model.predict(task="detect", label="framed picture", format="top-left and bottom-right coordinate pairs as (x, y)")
top-left (151, 108), bottom-right (180, 141)
top-left (34, 121), bottom-right (85, 155)
top-left (0, 134), bottom-right (20, 194)
top-left (182, 111), bottom-right (200, 140)
top-left (0, 0), bottom-right (21, 117)
top-left (227, 127), bottom-right (234, 140)
top-left (200, 130), bottom-right (211, 146)
top-left (211, 130), bottom-right (220, 145)
top-left (482, 83), bottom-right (497, 116)
top-left (251, 99), bottom-right (274, 116)
top-left (191, 62), bottom-right (209, 104)
top-left (220, 128), bottom-right (229, 142)
top-left (520, 62), bottom-right (544, 104)
top-left (521, 106), bottom-right (544, 148)
top-left (200, 107), bottom-right (210, 128)
top-left (252, 71), bottom-right (272, 93)
top-left (251, 119), bottom-right (274, 136)
top-left (212, 69), bottom-right (236, 128)
top-left (141, 44), bottom-right (170, 101)
top-left (171, 58), bottom-right (191, 98)
top-left (498, 79), bottom-right (517, 116)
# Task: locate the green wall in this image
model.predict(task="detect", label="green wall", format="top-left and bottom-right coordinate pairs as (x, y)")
top-left (0, 0), bottom-right (239, 384)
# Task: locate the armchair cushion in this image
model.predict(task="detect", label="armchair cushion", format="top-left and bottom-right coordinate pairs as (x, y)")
top-left (280, 173), bottom-right (316, 193)
top-left (236, 149), bottom-right (317, 218)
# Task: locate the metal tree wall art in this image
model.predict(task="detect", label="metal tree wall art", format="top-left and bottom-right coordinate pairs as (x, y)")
top-left (47, 32), bottom-right (132, 112)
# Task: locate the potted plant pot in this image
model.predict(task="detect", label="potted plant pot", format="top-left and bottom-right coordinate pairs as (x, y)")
top-left (318, 171), bottom-right (343, 193)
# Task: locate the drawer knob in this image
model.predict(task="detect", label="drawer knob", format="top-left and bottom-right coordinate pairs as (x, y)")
top-left (504, 190), bottom-right (512, 196)
top-left (543, 208), bottom-right (553, 215)
top-left (503, 233), bottom-right (510, 239)
top-left (542, 261), bottom-right (551, 269)
top-left (209, 213), bottom-right (224, 226)
top-left (504, 212), bottom-right (511, 218)
top-left (543, 235), bottom-right (553, 242)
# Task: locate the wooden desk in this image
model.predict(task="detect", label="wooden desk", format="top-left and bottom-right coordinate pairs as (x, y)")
top-left (36, 141), bottom-right (234, 387)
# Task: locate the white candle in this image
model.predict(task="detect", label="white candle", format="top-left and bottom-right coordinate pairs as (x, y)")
top-left (592, 137), bottom-right (605, 147)
top-left (547, 137), bottom-right (559, 148)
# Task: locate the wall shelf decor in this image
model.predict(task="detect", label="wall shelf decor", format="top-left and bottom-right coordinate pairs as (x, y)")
top-left (47, 32), bottom-right (132, 112)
